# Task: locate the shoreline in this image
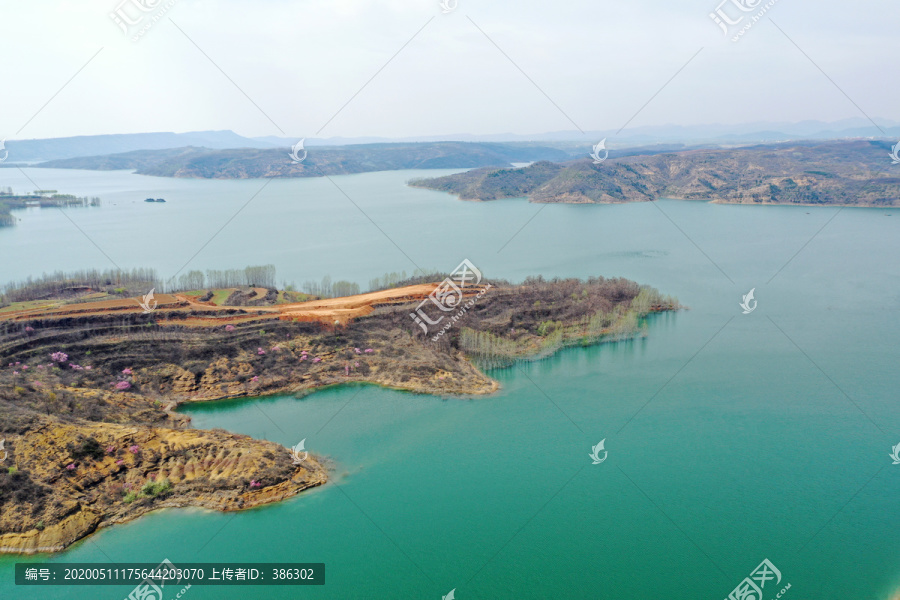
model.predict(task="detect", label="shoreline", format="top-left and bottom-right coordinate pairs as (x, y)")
top-left (0, 463), bottom-right (327, 555)
top-left (436, 191), bottom-right (897, 209)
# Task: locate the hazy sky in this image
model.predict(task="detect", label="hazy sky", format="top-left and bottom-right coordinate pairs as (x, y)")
top-left (0, 0), bottom-right (896, 141)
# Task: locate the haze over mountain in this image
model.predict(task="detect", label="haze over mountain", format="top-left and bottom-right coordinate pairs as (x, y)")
top-left (1, 131), bottom-right (273, 163)
top-left (4, 119), bottom-right (900, 165)
top-left (254, 118), bottom-right (900, 147)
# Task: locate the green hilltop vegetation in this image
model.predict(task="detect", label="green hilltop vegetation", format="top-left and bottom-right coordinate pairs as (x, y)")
top-left (409, 140), bottom-right (900, 207)
top-left (33, 142), bottom-right (573, 179)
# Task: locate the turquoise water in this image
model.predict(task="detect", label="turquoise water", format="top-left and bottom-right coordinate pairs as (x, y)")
top-left (1, 168), bottom-right (899, 599)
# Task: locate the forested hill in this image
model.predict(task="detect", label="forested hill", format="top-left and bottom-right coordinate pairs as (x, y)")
top-left (33, 142), bottom-right (572, 178)
top-left (409, 140), bottom-right (900, 207)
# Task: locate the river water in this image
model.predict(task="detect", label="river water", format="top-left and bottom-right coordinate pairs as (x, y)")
top-left (0, 167), bottom-right (898, 599)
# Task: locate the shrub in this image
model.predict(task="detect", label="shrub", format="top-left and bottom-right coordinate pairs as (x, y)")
top-left (537, 321), bottom-right (557, 336)
top-left (140, 479), bottom-right (172, 497)
top-left (72, 438), bottom-right (104, 461)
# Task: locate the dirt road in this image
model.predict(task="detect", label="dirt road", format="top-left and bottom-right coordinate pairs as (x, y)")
top-left (0, 283), bottom-right (487, 327)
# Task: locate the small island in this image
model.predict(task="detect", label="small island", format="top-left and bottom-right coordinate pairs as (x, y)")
top-left (0, 267), bottom-right (677, 553)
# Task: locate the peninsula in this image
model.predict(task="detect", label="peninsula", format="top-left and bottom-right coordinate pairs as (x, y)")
top-left (0, 189), bottom-right (101, 227)
top-left (32, 142), bottom-right (571, 178)
top-left (0, 272), bottom-right (677, 553)
top-left (410, 140), bottom-right (900, 207)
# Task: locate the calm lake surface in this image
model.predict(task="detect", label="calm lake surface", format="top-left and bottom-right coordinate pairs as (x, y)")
top-left (1, 167), bottom-right (899, 599)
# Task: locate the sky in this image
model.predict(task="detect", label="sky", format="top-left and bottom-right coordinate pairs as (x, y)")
top-left (0, 0), bottom-right (896, 141)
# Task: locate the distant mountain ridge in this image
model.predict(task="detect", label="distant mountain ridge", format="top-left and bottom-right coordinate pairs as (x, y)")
top-left (33, 142), bottom-right (573, 178)
top-left (0, 131), bottom-right (274, 163)
top-left (3, 118), bottom-right (899, 164)
top-left (253, 118), bottom-right (900, 146)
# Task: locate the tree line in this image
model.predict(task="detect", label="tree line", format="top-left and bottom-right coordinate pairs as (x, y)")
top-left (0, 263), bottom-right (464, 306)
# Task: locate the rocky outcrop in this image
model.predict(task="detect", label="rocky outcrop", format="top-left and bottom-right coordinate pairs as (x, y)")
top-left (0, 419), bottom-right (326, 554)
